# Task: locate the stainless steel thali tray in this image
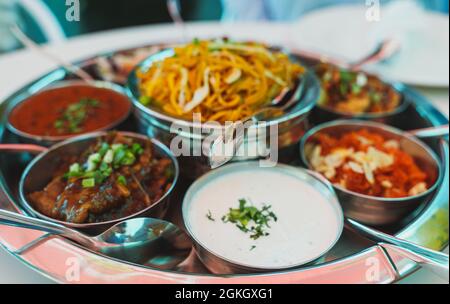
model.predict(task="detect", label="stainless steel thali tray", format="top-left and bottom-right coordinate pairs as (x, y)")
top-left (0, 44), bottom-right (448, 284)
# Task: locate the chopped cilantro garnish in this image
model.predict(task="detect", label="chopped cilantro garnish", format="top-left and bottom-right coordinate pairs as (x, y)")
top-left (206, 210), bottom-right (215, 222)
top-left (222, 199), bottom-right (277, 240)
top-left (54, 98), bottom-right (99, 134)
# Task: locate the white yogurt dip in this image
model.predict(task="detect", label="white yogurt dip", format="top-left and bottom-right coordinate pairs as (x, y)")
top-left (183, 163), bottom-right (343, 270)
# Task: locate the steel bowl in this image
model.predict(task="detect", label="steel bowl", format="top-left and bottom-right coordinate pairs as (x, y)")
top-left (16, 131), bottom-right (179, 235)
top-left (181, 161), bottom-right (344, 274)
top-left (300, 120), bottom-right (443, 226)
top-left (5, 80), bottom-right (133, 147)
top-left (310, 67), bottom-right (410, 127)
top-left (127, 48), bottom-right (321, 179)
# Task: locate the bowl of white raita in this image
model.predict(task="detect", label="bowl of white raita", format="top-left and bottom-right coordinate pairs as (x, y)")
top-left (182, 162), bottom-right (344, 274)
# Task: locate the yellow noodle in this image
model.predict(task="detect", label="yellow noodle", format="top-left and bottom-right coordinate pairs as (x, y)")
top-left (137, 40), bottom-right (305, 123)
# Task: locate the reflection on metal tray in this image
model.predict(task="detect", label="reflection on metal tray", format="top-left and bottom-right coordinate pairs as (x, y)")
top-left (0, 44), bottom-right (448, 283)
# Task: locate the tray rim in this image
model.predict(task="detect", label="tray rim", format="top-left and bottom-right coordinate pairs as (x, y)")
top-left (0, 44), bottom-right (448, 284)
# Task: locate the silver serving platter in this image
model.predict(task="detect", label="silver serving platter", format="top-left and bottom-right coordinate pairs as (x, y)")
top-left (0, 45), bottom-right (448, 284)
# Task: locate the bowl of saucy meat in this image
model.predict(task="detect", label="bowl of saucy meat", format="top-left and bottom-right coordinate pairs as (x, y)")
top-left (6, 81), bottom-right (132, 146)
top-left (312, 63), bottom-right (407, 124)
top-left (19, 132), bottom-right (178, 234)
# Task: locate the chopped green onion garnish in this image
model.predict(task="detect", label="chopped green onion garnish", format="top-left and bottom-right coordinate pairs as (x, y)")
top-left (103, 149), bottom-right (114, 164)
top-left (98, 143), bottom-right (110, 156)
top-left (88, 153), bottom-right (101, 163)
top-left (65, 140), bottom-right (142, 188)
top-left (117, 175), bottom-right (127, 186)
top-left (113, 148), bottom-right (126, 167)
top-left (120, 151), bottom-right (136, 166)
top-left (139, 96), bottom-right (151, 106)
top-left (352, 83), bottom-right (362, 95)
top-left (131, 143), bottom-right (144, 155)
top-left (82, 178), bottom-right (96, 188)
top-left (86, 153), bottom-right (101, 172)
top-left (69, 163), bottom-right (81, 173)
top-left (112, 144), bottom-right (124, 151)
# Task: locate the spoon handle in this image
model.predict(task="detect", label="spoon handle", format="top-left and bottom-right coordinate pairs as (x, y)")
top-left (0, 209), bottom-right (96, 250)
top-left (380, 243), bottom-right (449, 282)
top-left (10, 25), bottom-right (93, 82)
top-left (0, 144), bottom-right (48, 155)
top-left (349, 39), bottom-right (401, 71)
top-left (346, 218), bottom-right (449, 282)
top-left (166, 0), bottom-right (188, 43)
top-left (409, 125), bottom-right (449, 139)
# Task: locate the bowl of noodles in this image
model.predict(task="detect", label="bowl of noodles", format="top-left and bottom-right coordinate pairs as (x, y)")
top-left (127, 39), bottom-right (320, 177)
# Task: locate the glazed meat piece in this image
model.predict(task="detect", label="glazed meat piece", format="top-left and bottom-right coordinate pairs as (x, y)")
top-left (28, 133), bottom-right (174, 224)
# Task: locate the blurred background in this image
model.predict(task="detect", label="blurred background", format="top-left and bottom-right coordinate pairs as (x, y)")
top-left (0, 0), bottom-right (449, 53)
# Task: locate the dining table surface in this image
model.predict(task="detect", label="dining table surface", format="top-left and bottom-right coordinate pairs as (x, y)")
top-left (0, 20), bottom-right (448, 284)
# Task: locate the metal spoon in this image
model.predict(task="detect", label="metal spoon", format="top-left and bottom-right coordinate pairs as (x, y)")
top-left (0, 209), bottom-right (192, 270)
top-left (348, 39), bottom-right (401, 71)
top-left (409, 125), bottom-right (449, 139)
top-left (346, 218), bottom-right (449, 282)
top-left (305, 166), bottom-right (449, 282)
top-left (166, 0), bottom-right (189, 43)
top-left (206, 81), bottom-right (303, 169)
top-left (293, 39), bottom-right (401, 71)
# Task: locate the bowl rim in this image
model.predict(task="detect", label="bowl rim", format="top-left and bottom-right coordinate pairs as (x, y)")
top-left (126, 47), bottom-right (320, 131)
top-left (18, 131), bottom-right (180, 229)
top-left (5, 80), bottom-right (133, 144)
top-left (299, 119), bottom-right (443, 203)
top-left (181, 161), bottom-right (345, 272)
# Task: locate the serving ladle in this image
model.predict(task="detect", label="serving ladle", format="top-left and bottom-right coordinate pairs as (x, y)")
top-left (207, 79), bottom-right (304, 169)
top-left (0, 209), bottom-right (192, 270)
top-left (292, 38), bottom-right (401, 72)
top-left (345, 218), bottom-right (449, 282)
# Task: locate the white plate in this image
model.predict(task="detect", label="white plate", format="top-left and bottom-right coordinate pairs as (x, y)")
top-left (290, 4), bottom-right (449, 88)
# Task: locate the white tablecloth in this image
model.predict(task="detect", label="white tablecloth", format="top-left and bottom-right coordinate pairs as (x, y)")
top-left (0, 22), bottom-right (448, 284)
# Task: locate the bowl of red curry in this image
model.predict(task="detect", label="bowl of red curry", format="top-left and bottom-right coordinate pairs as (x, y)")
top-left (300, 120), bottom-right (442, 226)
top-left (6, 80), bottom-right (132, 146)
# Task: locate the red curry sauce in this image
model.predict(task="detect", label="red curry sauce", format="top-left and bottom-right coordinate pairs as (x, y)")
top-left (8, 84), bottom-right (131, 137)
